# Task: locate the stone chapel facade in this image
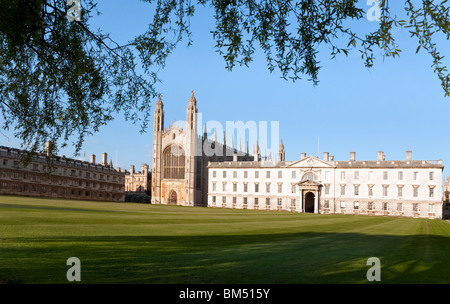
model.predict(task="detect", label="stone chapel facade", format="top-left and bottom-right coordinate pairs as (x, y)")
top-left (150, 91), bottom-right (252, 206)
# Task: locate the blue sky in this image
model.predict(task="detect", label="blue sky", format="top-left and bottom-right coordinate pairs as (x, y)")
top-left (1, 1), bottom-right (450, 178)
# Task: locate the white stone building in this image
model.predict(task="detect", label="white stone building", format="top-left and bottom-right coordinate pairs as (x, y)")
top-left (207, 149), bottom-right (444, 219)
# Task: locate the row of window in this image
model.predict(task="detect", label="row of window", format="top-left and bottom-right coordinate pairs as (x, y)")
top-left (125, 184), bottom-right (147, 192)
top-left (336, 184), bottom-right (435, 198)
top-left (1, 170), bottom-right (122, 185)
top-left (212, 182), bottom-right (292, 193)
top-left (126, 176), bottom-right (148, 182)
top-left (0, 175), bottom-right (122, 191)
top-left (213, 170), bottom-right (287, 179)
top-left (0, 182), bottom-right (122, 199)
top-left (212, 170), bottom-right (436, 181)
top-left (339, 171), bottom-right (435, 181)
top-left (210, 196), bottom-right (437, 213)
top-left (1, 159), bottom-right (120, 181)
top-left (212, 196), bottom-right (294, 206)
top-left (211, 181), bottom-right (437, 198)
top-left (334, 201), bottom-right (436, 213)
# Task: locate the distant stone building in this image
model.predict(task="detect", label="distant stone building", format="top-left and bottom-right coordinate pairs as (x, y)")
top-left (124, 164), bottom-right (152, 203)
top-left (208, 150), bottom-right (445, 219)
top-left (125, 164), bottom-right (151, 194)
top-left (0, 143), bottom-right (125, 202)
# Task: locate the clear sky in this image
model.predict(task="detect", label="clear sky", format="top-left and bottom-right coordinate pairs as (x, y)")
top-left (1, 1), bottom-right (450, 178)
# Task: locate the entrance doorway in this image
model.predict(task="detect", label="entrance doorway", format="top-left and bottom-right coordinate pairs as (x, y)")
top-left (304, 192), bottom-right (315, 213)
top-left (168, 190), bottom-right (177, 205)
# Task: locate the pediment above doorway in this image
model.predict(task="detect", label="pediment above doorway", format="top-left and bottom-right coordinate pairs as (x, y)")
top-left (297, 179), bottom-right (322, 187)
top-left (287, 156), bottom-right (334, 168)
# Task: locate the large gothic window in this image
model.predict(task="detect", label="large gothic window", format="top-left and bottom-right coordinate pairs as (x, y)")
top-left (163, 145), bottom-right (185, 179)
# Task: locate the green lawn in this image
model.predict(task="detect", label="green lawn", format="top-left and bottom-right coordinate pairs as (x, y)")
top-left (0, 195), bottom-right (449, 284)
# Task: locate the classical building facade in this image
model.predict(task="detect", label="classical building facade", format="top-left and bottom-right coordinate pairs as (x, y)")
top-left (207, 150), bottom-right (445, 219)
top-left (0, 143), bottom-right (125, 202)
top-left (151, 91), bottom-right (253, 206)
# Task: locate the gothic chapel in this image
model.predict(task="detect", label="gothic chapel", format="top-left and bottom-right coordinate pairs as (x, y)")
top-left (151, 91), bottom-right (253, 206)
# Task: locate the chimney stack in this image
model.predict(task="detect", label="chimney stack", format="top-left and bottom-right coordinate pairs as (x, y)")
top-left (130, 165), bottom-right (135, 174)
top-left (350, 152), bottom-right (356, 161)
top-left (378, 151), bottom-right (384, 161)
top-left (406, 150), bottom-right (412, 161)
top-left (301, 153), bottom-right (306, 159)
top-left (330, 155), bottom-right (334, 161)
top-left (90, 154), bottom-right (96, 164)
top-left (45, 140), bottom-right (52, 156)
top-left (323, 152), bottom-right (329, 161)
top-left (102, 152), bottom-right (108, 166)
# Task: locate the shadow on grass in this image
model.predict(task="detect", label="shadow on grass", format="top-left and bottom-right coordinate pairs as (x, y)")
top-left (0, 203), bottom-right (120, 213)
top-left (1, 230), bottom-right (449, 284)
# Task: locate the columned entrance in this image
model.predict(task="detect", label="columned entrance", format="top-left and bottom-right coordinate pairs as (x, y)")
top-left (297, 180), bottom-right (322, 214)
top-left (168, 190), bottom-right (177, 205)
top-left (304, 192), bottom-right (315, 213)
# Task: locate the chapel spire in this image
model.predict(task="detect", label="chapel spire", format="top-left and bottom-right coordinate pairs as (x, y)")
top-left (156, 94), bottom-right (163, 106)
top-left (186, 90), bottom-right (197, 130)
top-left (277, 139), bottom-right (285, 162)
top-left (188, 90), bottom-right (197, 105)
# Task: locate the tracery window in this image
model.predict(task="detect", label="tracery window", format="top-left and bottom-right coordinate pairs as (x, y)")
top-left (163, 145), bottom-right (185, 179)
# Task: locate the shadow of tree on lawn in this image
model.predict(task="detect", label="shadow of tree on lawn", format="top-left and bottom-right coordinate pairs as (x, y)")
top-left (1, 230), bottom-right (449, 284)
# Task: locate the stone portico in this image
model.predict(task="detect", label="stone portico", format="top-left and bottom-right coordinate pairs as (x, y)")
top-left (298, 180), bottom-right (322, 213)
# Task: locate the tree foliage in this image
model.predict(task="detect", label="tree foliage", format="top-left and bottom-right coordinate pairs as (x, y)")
top-left (1, 0), bottom-right (449, 156)
top-left (0, 0), bottom-right (155, 157)
top-left (141, 0), bottom-right (449, 90)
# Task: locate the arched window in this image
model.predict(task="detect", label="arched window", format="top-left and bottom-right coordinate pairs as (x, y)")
top-left (302, 172), bottom-right (318, 181)
top-left (163, 145), bottom-right (185, 179)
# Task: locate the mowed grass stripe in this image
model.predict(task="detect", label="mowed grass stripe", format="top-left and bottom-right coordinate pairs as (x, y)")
top-left (0, 196), bottom-right (449, 283)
